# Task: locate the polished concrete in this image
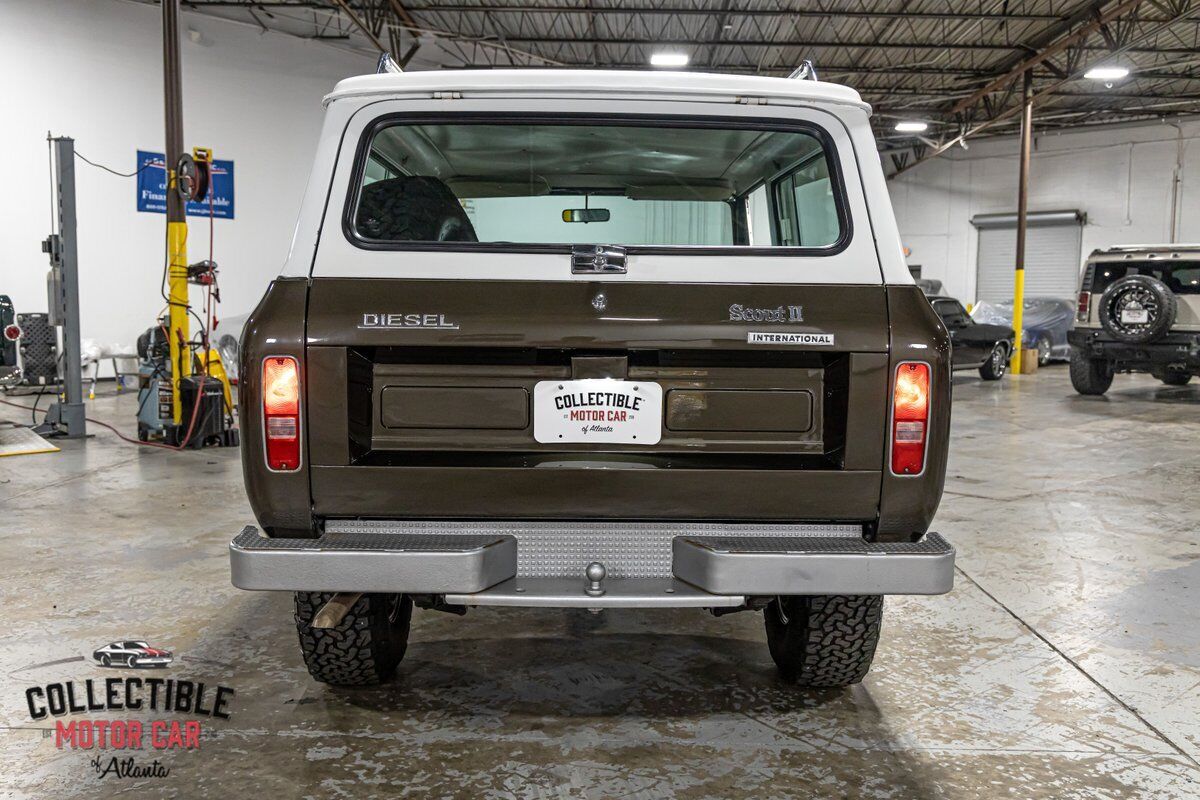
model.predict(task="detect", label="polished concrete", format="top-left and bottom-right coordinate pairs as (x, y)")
top-left (2, 367), bottom-right (1199, 798)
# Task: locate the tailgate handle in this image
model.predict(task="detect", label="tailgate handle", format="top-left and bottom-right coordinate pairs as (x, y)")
top-left (571, 244), bottom-right (627, 274)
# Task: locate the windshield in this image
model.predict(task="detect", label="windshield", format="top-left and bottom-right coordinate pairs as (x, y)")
top-left (349, 119), bottom-right (845, 250)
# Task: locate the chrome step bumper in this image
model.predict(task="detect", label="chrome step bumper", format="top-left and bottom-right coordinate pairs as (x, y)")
top-left (672, 533), bottom-right (954, 596)
top-left (229, 526), bottom-right (517, 593)
top-left (229, 524), bottom-right (954, 602)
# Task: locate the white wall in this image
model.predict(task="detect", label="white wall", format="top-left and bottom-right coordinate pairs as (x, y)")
top-left (0, 0), bottom-right (373, 366)
top-left (888, 117), bottom-right (1200, 303)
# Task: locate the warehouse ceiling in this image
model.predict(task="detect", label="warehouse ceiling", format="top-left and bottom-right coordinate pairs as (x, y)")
top-left (163, 0), bottom-right (1199, 174)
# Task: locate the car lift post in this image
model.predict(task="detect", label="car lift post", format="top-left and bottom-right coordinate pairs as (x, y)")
top-left (162, 0), bottom-right (190, 431)
top-left (1011, 71), bottom-right (1033, 373)
top-left (38, 136), bottom-right (87, 438)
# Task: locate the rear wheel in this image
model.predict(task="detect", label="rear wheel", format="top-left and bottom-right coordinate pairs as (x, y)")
top-left (764, 595), bottom-right (883, 688)
top-left (1069, 349), bottom-right (1114, 395)
top-left (1036, 336), bottom-right (1052, 366)
top-left (295, 592), bottom-right (413, 686)
top-left (1161, 369), bottom-right (1192, 386)
top-left (978, 343), bottom-right (1008, 381)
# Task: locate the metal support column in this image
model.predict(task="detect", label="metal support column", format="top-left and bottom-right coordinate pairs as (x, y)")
top-left (1011, 71), bottom-right (1033, 373)
top-left (163, 0), bottom-right (190, 426)
top-left (39, 137), bottom-right (87, 438)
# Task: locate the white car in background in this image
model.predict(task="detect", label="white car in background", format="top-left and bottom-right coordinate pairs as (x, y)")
top-left (214, 312), bottom-right (249, 383)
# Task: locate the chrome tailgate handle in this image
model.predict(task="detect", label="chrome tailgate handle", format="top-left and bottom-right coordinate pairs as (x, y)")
top-left (571, 244), bottom-right (627, 274)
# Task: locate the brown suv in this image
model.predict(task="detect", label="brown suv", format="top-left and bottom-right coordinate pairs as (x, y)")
top-left (229, 67), bottom-right (955, 689)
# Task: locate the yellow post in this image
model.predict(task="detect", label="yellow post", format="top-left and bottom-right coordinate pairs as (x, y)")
top-left (1011, 268), bottom-right (1025, 373)
top-left (163, 0), bottom-right (190, 427)
top-left (166, 217), bottom-right (190, 423)
top-left (1011, 71), bottom-right (1033, 374)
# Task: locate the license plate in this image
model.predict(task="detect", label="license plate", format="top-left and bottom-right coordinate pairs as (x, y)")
top-left (1121, 308), bottom-right (1149, 324)
top-left (533, 379), bottom-right (662, 444)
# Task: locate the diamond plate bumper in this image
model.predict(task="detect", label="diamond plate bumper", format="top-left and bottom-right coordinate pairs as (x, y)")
top-left (230, 523), bottom-right (954, 601)
top-left (672, 533), bottom-right (955, 595)
top-left (323, 519), bottom-right (862, 579)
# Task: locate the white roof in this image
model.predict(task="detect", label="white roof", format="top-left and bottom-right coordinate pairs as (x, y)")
top-left (324, 69), bottom-right (870, 113)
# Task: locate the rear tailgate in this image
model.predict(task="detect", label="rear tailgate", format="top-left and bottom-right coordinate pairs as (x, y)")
top-left (305, 278), bottom-right (888, 521)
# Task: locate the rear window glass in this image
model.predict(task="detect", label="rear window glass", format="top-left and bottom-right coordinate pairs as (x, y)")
top-left (1091, 262), bottom-right (1200, 295)
top-left (348, 119), bottom-right (845, 251)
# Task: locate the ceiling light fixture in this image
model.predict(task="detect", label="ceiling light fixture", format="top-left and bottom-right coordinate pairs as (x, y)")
top-left (894, 121), bottom-right (929, 133)
top-left (650, 52), bottom-right (689, 68)
top-left (1084, 65), bottom-right (1130, 81)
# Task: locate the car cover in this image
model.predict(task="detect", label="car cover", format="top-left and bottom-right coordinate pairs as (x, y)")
top-left (971, 297), bottom-right (1074, 331)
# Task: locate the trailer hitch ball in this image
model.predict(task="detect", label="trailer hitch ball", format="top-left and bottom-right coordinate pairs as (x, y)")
top-left (585, 562), bottom-right (606, 597)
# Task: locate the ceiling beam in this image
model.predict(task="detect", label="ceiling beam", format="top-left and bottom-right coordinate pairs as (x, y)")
top-left (328, 0), bottom-right (389, 52)
top-left (442, 62), bottom-right (1009, 77)
top-left (453, 35), bottom-right (1196, 53)
top-left (890, 0), bottom-right (1197, 178)
top-left (948, 0), bottom-right (1148, 116)
top-left (400, 4), bottom-right (1066, 22)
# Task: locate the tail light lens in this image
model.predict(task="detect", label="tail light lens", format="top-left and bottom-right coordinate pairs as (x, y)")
top-left (1076, 291), bottom-right (1091, 322)
top-left (3, 324), bottom-right (20, 341)
top-left (891, 362), bottom-right (930, 476)
top-left (262, 356), bottom-right (300, 471)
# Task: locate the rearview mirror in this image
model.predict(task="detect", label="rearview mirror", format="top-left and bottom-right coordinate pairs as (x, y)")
top-left (562, 208), bottom-right (610, 223)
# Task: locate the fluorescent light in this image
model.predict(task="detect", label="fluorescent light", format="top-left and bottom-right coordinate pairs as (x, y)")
top-left (650, 52), bottom-right (689, 68)
top-left (1084, 65), bottom-right (1130, 81)
top-left (894, 121), bottom-right (929, 133)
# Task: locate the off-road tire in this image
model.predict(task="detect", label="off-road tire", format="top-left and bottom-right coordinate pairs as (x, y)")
top-left (1161, 369), bottom-right (1192, 386)
top-left (294, 592), bottom-right (413, 686)
top-left (1099, 274), bottom-right (1177, 344)
top-left (978, 343), bottom-right (1008, 381)
top-left (355, 176), bottom-right (478, 243)
top-left (764, 595), bottom-right (883, 688)
top-left (1069, 349), bottom-right (1114, 395)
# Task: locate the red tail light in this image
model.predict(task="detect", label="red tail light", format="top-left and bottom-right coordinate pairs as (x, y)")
top-left (3, 324), bottom-right (20, 341)
top-left (891, 362), bottom-right (930, 476)
top-left (262, 356), bottom-right (300, 471)
top-left (1076, 291), bottom-right (1091, 322)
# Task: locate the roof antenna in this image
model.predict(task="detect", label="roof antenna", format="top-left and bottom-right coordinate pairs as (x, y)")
top-left (377, 52), bottom-right (403, 74)
top-left (787, 60), bottom-right (818, 81)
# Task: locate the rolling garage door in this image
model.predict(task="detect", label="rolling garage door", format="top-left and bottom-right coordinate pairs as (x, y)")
top-left (973, 210), bottom-right (1085, 303)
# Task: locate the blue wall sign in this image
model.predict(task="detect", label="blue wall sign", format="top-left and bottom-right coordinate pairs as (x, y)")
top-left (136, 150), bottom-right (235, 219)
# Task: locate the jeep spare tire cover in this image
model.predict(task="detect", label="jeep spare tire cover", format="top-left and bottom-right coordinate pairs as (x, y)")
top-left (1099, 274), bottom-right (1176, 344)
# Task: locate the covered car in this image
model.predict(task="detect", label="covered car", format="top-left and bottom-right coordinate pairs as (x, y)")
top-left (971, 297), bottom-right (1074, 365)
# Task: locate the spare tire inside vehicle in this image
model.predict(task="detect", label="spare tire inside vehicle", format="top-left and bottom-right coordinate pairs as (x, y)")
top-left (355, 175), bottom-right (479, 243)
top-left (1099, 274), bottom-right (1176, 344)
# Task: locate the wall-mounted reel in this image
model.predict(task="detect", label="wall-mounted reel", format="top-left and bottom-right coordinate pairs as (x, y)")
top-left (175, 147), bottom-right (212, 203)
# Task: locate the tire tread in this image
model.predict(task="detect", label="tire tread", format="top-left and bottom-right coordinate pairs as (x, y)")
top-left (294, 592), bottom-right (412, 686)
top-left (765, 595), bottom-right (883, 688)
top-left (1069, 349), bottom-right (1114, 395)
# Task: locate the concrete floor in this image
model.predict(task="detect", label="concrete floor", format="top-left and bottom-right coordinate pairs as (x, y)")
top-left (2, 367), bottom-right (1199, 799)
